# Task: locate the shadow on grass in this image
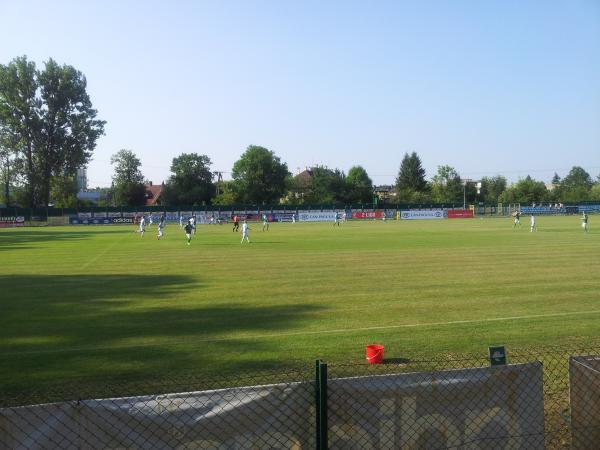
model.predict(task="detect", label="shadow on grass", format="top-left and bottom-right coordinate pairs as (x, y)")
top-left (0, 229), bottom-right (129, 251)
top-left (0, 274), bottom-right (324, 395)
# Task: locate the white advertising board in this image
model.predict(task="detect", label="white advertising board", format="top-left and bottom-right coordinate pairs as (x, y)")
top-left (400, 209), bottom-right (445, 220)
top-left (298, 211), bottom-right (337, 222)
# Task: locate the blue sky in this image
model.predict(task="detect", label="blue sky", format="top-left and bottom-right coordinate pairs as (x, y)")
top-left (1, 0), bottom-right (599, 187)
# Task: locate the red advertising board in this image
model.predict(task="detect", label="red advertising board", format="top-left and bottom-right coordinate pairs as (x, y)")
top-left (448, 209), bottom-right (474, 219)
top-left (352, 211), bottom-right (385, 219)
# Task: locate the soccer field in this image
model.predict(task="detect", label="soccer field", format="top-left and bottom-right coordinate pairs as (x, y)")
top-left (1, 216), bottom-right (599, 391)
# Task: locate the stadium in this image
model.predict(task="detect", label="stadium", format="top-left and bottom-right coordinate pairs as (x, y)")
top-left (2, 1), bottom-right (600, 447)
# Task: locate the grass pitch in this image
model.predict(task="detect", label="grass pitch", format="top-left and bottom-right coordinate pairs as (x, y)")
top-left (1, 216), bottom-right (599, 392)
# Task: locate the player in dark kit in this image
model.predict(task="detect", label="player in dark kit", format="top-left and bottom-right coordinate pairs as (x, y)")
top-left (232, 215), bottom-right (239, 232)
top-left (184, 222), bottom-right (194, 245)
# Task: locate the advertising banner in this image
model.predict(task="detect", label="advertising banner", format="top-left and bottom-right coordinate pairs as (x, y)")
top-left (77, 212), bottom-right (92, 219)
top-left (111, 217), bottom-right (134, 224)
top-left (107, 212), bottom-right (122, 218)
top-left (0, 382), bottom-right (315, 449)
top-left (299, 211), bottom-right (337, 222)
top-left (93, 212), bottom-right (107, 218)
top-left (0, 363), bottom-right (544, 449)
top-left (400, 210), bottom-right (445, 220)
top-left (352, 211), bottom-right (385, 219)
top-left (122, 211), bottom-right (135, 217)
top-left (273, 213), bottom-right (296, 222)
top-left (69, 217), bottom-right (112, 225)
top-left (448, 209), bottom-right (474, 219)
top-left (0, 216), bottom-right (25, 228)
top-left (329, 362), bottom-right (544, 449)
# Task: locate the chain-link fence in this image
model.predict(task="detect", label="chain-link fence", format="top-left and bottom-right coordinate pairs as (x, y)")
top-left (2, 346), bottom-right (600, 449)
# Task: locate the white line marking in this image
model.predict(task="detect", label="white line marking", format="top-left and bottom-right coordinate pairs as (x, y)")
top-left (5, 309), bottom-right (600, 356)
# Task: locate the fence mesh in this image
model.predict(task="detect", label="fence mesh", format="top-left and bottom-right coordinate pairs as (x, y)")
top-left (2, 346), bottom-right (600, 448)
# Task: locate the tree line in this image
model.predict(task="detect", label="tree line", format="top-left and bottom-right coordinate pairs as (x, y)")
top-left (2, 57), bottom-right (599, 208)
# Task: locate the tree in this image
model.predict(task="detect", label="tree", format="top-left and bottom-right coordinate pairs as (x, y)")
top-left (562, 166), bottom-right (592, 189)
top-left (551, 172), bottom-right (561, 185)
top-left (430, 165), bottom-right (462, 203)
top-left (589, 183), bottom-right (600, 201)
top-left (50, 174), bottom-right (78, 207)
top-left (396, 152), bottom-right (427, 195)
top-left (231, 145), bottom-right (289, 204)
top-left (213, 180), bottom-right (237, 205)
top-left (0, 56), bottom-right (105, 207)
top-left (162, 153), bottom-right (215, 205)
top-left (500, 176), bottom-right (548, 204)
top-left (110, 149), bottom-right (146, 206)
top-left (290, 166), bottom-right (348, 204)
top-left (479, 175), bottom-right (507, 203)
top-left (346, 166), bottom-right (373, 203)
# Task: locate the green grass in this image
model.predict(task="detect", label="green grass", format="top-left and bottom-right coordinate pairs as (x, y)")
top-left (1, 216), bottom-right (599, 393)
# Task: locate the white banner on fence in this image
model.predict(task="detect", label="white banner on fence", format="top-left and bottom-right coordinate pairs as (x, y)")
top-left (569, 355), bottom-right (600, 449)
top-left (299, 211), bottom-right (337, 222)
top-left (0, 382), bottom-right (315, 449)
top-left (329, 362), bottom-right (544, 449)
top-left (400, 209), bottom-right (445, 220)
top-left (0, 363), bottom-right (543, 449)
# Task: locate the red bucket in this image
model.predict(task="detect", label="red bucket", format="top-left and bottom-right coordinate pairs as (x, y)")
top-left (366, 344), bottom-right (384, 364)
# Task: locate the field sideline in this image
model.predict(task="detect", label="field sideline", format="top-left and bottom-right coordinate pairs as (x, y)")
top-left (1, 216), bottom-right (599, 390)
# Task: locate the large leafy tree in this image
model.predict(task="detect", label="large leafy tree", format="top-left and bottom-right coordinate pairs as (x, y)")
top-left (346, 166), bottom-right (373, 203)
top-left (479, 175), bottom-right (507, 203)
top-left (396, 152), bottom-right (427, 196)
top-left (110, 149), bottom-right (146, 206)
top-left (231, 145), bottom-right (289, 204)
top-left (500, 175), bottom-right (548, 204)
top-left (552, 166), bottom-right (593, 202)
top-left (291, 166), bottom-right (348, 204)
top-left (562, 166), bottom-right (593, 189)
top-left (430, 165), bottom-right (462, 203)
top-left (0, 56), bottom-right (105, 206)
top-left (162, 153), bottom-right (215, 205)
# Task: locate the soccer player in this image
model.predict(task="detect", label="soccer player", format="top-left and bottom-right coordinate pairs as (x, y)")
top-left (291, 213), bottom-right (296, 224)
top-left (334, 212), bottom-right (340, 227)
top-left (232, 215), bottom-right (239, 232)
top-left (179, 214), bottom-right (184, 228)
top-left (184, 221), bottom-right (194, 245)
top-left (241, 220), bottom-right (250, 243)
top-left (189, 215), bottom-right (196, 234)
top-left (582, 212), bottom-right (589, 233)
top-left (530, 214), bottom-right (536, 232)
top-left (138, 215), bottom-right (146, 237)
top-left (148, 214), bottom-right (153, 226)
top-left (342, 212), bottom-right (347, 222)
top-left (157, 214), bottom-right (166, 240)
top-left (513, 211), bottom-right (521, 227)
top-left (262, 214), bottom-right (269, 231)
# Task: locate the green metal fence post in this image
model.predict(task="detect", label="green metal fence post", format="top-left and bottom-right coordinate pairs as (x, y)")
top-left (317, 361), bottom-right (329, 450)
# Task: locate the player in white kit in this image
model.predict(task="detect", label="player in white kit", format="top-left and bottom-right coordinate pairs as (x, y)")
top-left (157, 214), bottom-right (166, 240)
top-left (530, 214), bottom-right (536, 232)
top-left (139, 216), bottom-right (146, 237)
top-left (241, 220), bottom-right (250, 243)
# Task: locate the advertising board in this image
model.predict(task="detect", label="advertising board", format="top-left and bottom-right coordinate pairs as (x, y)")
top-left (298, 211), bottom-right (337, 222)
top-left (447, 209), bottom-right (474, 219)
top-left (352, 210), bottom-right (385, 219)
top-left (0, 216), bottom-right (25, 228)
top-left (69, 217), bottom-right (112, 225)
top-left (400, 210), bottom-right (445, 220)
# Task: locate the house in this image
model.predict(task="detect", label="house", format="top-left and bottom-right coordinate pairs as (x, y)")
top-left (145, 182), bottom-right (164, 206)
